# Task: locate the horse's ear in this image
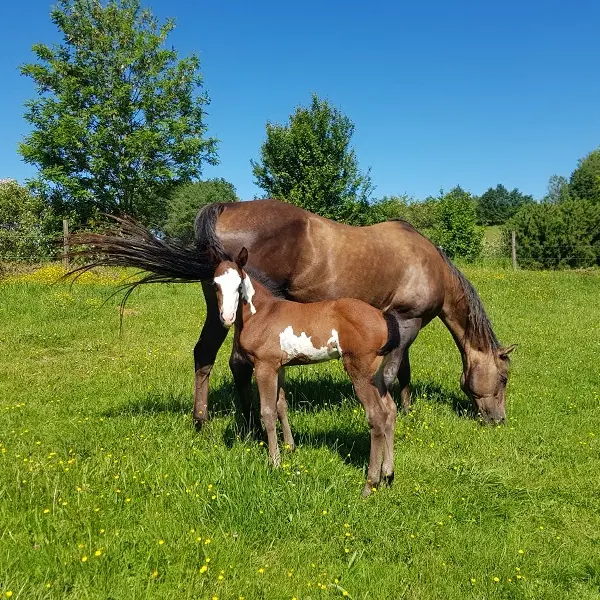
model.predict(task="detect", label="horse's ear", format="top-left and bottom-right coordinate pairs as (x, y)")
top-left (499, 344), bottom-right (517, 359)
top-left (236, 247), bottom-right (248, 269)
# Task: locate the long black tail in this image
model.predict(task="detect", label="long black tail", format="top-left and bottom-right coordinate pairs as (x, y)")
top-left (377, 311), bottom-right (401, 356)
top-left (66, 204), bottom-right (228, 287)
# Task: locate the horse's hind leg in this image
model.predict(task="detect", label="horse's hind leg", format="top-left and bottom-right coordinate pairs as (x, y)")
top-left (193, 282), bottom-right (229, 430)
top-left (229, 338), bottom-right (260, 433)
top-left (277, 369), bottom-right (295, 451)
top-left (254, 362), bottom-right (281, 467)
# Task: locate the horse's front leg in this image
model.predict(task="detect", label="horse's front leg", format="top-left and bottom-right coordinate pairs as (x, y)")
top-left (254, 362), bottom-right (281, 467)
top-left (193, 282), bottom-right (229, 430)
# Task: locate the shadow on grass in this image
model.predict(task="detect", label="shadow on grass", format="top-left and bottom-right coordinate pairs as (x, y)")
top-left (101, 372), bottom-right (475, 426)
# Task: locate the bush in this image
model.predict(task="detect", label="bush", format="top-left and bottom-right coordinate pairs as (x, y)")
top-left (503, 200), bottom-right (600, 269)
top-left (0, 180), bottom-right (54, 261)
top-left (430, 187), bottom-right (483, 261)
top-left (163, 179), bottom-right (238, 244)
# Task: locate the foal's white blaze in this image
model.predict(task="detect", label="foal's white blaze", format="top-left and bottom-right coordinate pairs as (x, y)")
top-left (241, 274), bottom-right (257, 314)
top-left (279, 326), bottom-right (342, 362)
top-left (214, 268), bottom-right (242, 326)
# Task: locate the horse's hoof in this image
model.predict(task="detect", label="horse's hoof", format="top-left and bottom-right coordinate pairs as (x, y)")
top-left (193, 418), bottom-right (207, 432)
top-left (382, 472), bottom-right (395, 487)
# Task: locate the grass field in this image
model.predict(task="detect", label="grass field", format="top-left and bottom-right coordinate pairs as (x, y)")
top-left (1, 264), bottom-right (599, 599)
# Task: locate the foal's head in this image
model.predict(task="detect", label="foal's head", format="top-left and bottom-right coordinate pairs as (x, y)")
top-left (213, 247), bottom-right (254, 328)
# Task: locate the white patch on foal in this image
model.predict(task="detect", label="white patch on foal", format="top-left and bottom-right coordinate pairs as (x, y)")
top-left (279, 326), bottom-right (342, 362)
top-left (214, 268), bottom-right (242, 325)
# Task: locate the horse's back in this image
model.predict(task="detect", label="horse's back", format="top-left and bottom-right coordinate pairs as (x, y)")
top-left (213, 199), bottom-right (448, 318)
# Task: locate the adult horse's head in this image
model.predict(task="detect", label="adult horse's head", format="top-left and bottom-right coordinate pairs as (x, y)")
top-left (460, 344), bottom-right (516, 424)
top-left (213, 247), bottom-right (252, 328)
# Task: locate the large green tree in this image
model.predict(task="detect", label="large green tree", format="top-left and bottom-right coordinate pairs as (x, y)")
top-left (251, 94), bottom-right (373, 224)
top-left (569, 148), bottom-right (600, 204)
top-left (19, 0), bottom-right (218, 228)
top-left (476, 184), bottom-right (534, 225)
top-left (163, 178), bottom-right (237, 244)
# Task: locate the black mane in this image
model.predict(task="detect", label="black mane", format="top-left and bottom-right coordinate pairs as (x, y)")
top-left (437, 248), bottom-right (500, 352)
top-left (244, 266), bottom-right (287, 299)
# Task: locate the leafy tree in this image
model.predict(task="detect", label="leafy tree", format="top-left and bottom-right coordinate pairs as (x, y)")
top-left (504, 200), bottom-right (600, 269)
top-left (431, 186), bottom-right (483, 261)
top-left (476, 184), bottom-right (534, 225)
top-left (163, 178), bottom-right (237, 244)
top-left (569, 148), bottom-right (600, 204)
top-left (0, 180), bottom-right (53, 261)
top-left (544, 175), bottom-right (570, 204)
top-left (368, 195), bottom-right (439, 231)
top-left (251, 94), bottom-right (373, 224)
top-left (19, 0), bottom-right (218, 228)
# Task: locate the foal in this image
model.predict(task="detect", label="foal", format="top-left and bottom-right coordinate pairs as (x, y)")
top-left (213, 248), bottom-right (401, 496)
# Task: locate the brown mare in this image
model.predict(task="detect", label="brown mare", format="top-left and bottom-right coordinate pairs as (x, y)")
top-left (213, 247), bottom-right (400, 496)
top-left (71, 199), bottom-right (515, 430)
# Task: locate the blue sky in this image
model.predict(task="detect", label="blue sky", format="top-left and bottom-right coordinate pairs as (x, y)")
top-left (1, 0), bottom-right (599, 201)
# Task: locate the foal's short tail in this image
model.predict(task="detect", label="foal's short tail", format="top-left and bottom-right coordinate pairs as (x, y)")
top-left (377, 312), bottom-right (401, 356)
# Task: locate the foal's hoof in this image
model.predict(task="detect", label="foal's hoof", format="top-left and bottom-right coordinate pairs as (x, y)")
top-left (361, 484), bottom-right (375, 498)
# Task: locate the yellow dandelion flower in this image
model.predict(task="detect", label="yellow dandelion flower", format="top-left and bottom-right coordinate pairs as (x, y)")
top-left (43, 508), bottom-right (50, 514)
top-left (94, 549), bottom-right (102, 557)
top-left (151, 570), bottom-right (158, 578)
top-left (218, 575), bottom-right (224, 580)
top-left (470, 578), bottom-right (476, 584)
top-left (518, 549), bottom-right (524, 554)
top-left (204, 538), bottom-right (211, 545)
top-left (322, 510), bottom-right (327, 515)
top-left (199, 565), bottom-right (208, 574)
top-left (158, 539), bottom-right (164, 545)
top-left (81, 556), bottom-right (88, 562)
top-left (343, 593), bottom-right (349, 597)
top-left (6, 593), bottom-right (14, 598)
top-left (493, 576), bottom-right (500, 583)
top-left (258, 567), bottom-right (264, 573)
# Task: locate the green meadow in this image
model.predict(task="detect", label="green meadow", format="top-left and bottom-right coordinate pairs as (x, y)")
top-left (1, 264), bottom-right (599, 599)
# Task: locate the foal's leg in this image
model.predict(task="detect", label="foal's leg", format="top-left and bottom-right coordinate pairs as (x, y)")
top-left (254, 362), bottom-right (281, 467)
top-left (193, 283), bottom-right (229, 429)
top-left (277, 369), bottom-right (295, 451)
top-left (345, 358), bottom-right (389, 496)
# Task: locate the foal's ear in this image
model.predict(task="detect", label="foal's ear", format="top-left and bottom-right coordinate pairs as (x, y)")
top-left (499, 344), bottom-right (517, 359)
top-left (236, 247), bottom-right (248, 269)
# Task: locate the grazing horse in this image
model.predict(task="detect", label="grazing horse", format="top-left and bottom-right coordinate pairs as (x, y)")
top-left (69, 199), bottom-right (515, 427)
top-left (213, 247), bottom-right (400, 496)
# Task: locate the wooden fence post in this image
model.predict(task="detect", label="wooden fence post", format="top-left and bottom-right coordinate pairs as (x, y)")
top-left (511, 230), bottom-right (517, 270)
top-left (62, 219), bottom-right (70, 269)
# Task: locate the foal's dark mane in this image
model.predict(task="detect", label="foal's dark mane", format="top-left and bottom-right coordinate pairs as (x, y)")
top-left (244, 266), bottom-right (287, 299)
top-left (437, 248), bottom-right (500, 352)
